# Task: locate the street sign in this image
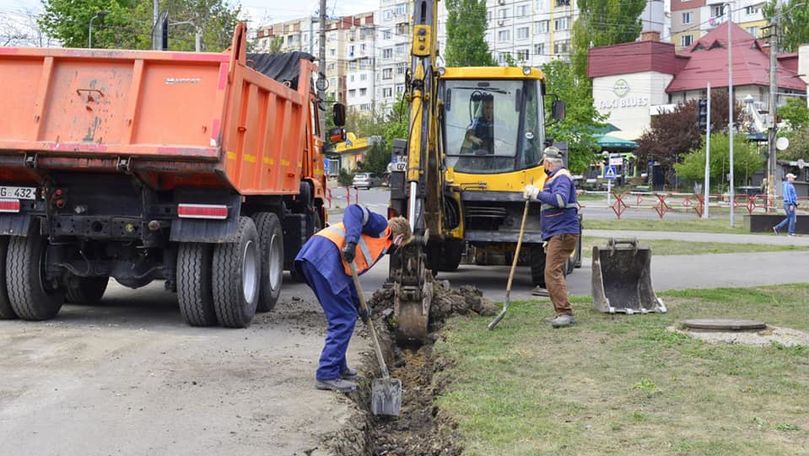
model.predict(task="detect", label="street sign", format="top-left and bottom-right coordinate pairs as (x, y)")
top-left (605, 165), bottom-right (617, 180)
top-left (609, 156), bottom-right (623, 166)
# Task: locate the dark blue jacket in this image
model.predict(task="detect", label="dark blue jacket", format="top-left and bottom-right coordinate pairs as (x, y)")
top-left (294, 204), bottom-right (388, 295)
top-left (537, 168), bottom-right (580, 240)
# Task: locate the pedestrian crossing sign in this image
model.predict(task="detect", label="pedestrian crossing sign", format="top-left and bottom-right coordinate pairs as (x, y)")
top-left (605, 165), bottom-right (617, 180)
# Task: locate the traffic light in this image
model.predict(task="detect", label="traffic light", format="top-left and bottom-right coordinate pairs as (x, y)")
top-left (697, 98), bottom-right (708, 131)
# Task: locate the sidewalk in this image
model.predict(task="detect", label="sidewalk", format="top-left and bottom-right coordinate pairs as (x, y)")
top-left (586, 229), bottom-right (809, 246)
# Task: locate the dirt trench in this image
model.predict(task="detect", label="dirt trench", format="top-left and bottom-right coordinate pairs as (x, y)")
top-left (321, 283), bottom-right (498, 455)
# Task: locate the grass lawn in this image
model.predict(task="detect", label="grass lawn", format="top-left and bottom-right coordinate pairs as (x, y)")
top-left (582, 237), bottom-right (808, 256)
top-left (435, 285), bottom-right (809, 456)
top-left (585, 217), bottom-right (751, 234)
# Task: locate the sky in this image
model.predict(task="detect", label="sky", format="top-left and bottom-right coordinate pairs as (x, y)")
top-left (0, 0), bottom-right (380, 25)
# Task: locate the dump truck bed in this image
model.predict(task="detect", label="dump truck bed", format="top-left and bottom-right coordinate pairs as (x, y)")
top-left (0, 26), bottom-right (314, 196)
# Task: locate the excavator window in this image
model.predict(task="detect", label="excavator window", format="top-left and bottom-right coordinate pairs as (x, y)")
top-left (443, 79), bottom-right (543, 174)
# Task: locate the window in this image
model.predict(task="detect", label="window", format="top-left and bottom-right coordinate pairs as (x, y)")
top-left (396, 43), bottom-right (407, 56)
top-left (745, 5), bottom-right (759, 15)
top-left (556, 0), bottom-right (570, 6)
top-left (553, 39), bottom-right (569, 55)
top-left (396, 23), bottom-right (408, 35)
top-left (396, 84), bottom-right (405, 95)
top-left (360, 88), bottom-right (367, 96)
top-left (711, 5), bottom-right (724, 18)
top-left (350, 74), bottom-right (355, 82)
top-left (488, 10), bottom-right (492, 21)
top-left (384, 87), bottom-right (393, 97)
top-left (330, 48), bottom-right (336, 56)
top-left (383, 10), bottom-right (393, 21)
top-left (746, 26), bottom-right (759, 37)
top-left (396, 62), bottom-right (407, 74)
top-left (516, 49), bottom-right (529, 61)
top-left (348, 45), bottom-right (355, 57)
top-left (383, 48), bottom-right (393, 59)
top-left (516, 4), bottom-right (529, 16)
top-left (394, 4), bottom-right (406, 16)
top-left (681, 34), bottom-right (693, 47)
top-left (554, 17), bottom-right (569, 31)
top-left (682, 12), bottom-right (692, 24)
top-left (499, 8), bottom-right (508, 19)
top-left (349, 89), bottom-right (356, 97)
top-left (360, 73), bottom-right (367, 81)
top-left (534, 43), bottom-right (545, 55)
top-left (498, 30), bottom-right (510, 41)
top-left (498, 52), bottom-right (512, 64)
top-left (535, 20), bottom-right (549, 34)
top-left (382, 68), bottom-right (393, 80)
top-left (517, 27), bottom-right (530, 40)
top-left (383, 30), bottom-right (392, 39)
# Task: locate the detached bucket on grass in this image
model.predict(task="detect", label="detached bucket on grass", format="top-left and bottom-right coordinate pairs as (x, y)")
top-left (591, 238), bottom-right (666, 314)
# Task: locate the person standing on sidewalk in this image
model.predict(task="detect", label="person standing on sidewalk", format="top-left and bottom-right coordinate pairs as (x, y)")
top-left (294, 205), bottom-right (412, 392)
top-left (773, 173), bottom-right (798, 237)
top-left (523, 147), bottom-right (580, 328)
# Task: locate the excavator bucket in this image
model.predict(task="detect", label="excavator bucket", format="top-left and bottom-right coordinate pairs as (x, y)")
top-left (591, 239), bottom-right (666, 314)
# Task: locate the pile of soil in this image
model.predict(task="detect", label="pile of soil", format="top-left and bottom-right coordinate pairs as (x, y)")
top-left (324, 282), bottom-right (495, 455)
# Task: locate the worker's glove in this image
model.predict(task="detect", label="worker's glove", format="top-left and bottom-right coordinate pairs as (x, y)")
top-left (342, 241), bottom-right (357, 263)
top-left (523, 184), bottom-right (539, 200)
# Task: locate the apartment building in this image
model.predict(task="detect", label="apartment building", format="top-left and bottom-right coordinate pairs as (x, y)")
top-left (345, 14), bottom-right (377, 113)
top-left (436, 0), bottom-right (665, 67)
top-left (375, 0), bottom-right (411, 112)
top-left (671, 0), bottom-right (767, 50)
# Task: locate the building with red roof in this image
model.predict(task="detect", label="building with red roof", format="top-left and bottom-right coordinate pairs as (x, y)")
top-left (587, 22), bottom-right (807, 140)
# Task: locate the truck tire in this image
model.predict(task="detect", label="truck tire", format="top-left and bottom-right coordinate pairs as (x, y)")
top-left (213, 217), bottom-right (260, 328)
top-left (7, 234), bottom-right (64, 321)
top-left (438, 240), bottom-right (464, 272)
top-left (529, 244), bottom-right (546, 287)
top-left (177, 243), bottom-right (218, 327)
top-left (65, 276), bottom-right (108, 304)
top-left (253, 212), bottom-right (283, 313)
top-left (0, 237), bottom-right (16, 319)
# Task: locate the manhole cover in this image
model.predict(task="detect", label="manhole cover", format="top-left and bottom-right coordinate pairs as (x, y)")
top-left (681, 319), bottom-right (766, 331)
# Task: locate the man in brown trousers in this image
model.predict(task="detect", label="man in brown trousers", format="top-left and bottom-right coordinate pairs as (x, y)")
top-left (523, 147), bottom-right (580, 327)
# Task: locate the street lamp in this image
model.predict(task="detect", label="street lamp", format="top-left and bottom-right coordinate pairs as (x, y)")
top-left (88, 11), bottom-right (108, 48)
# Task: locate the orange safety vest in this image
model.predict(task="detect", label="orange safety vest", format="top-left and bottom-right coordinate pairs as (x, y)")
top-left (315, 223), bottom-right (392, 276)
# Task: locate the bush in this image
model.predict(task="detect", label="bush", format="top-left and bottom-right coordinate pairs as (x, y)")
top-left (674, 133), bottom-right (764, 190)
top-left (338, 168), bottom-right (354, 187)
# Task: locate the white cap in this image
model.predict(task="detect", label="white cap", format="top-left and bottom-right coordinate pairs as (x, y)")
top-left (786, 173), bottom-right (797, 179)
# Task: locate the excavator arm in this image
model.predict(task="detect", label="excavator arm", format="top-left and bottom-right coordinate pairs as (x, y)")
top-left (390, 0), bottom-right (444, 344)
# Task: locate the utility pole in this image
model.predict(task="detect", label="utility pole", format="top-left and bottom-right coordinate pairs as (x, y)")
top-left (153, 0), bottom-right (159, 50)
top-left (727, 3), bottom-right (735, 227)
top-left (704, 82), bottom-right (711, 219)
top-left (767, 7), bottom-right (780, 212)
top-left (318, 0), bottom-right (327, 102)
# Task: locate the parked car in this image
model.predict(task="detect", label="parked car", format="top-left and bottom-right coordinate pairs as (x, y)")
top-left (353, 172), bottom-right (382, 189)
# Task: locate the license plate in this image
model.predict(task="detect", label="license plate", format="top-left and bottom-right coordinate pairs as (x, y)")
top-left (0, 186), bottom-right (37, 200)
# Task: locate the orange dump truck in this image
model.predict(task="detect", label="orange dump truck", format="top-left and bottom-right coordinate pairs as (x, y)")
top-left (0, 24), bottom-right (339, 327)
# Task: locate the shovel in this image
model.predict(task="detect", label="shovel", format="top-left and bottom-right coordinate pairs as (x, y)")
top-left (349, 262), bottom-right (402, 416)
top-left (488, 196), bottom-right (531, 330)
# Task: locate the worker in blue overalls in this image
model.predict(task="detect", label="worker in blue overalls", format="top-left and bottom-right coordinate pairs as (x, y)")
top-left (295, 205), bottom-right (412, 393)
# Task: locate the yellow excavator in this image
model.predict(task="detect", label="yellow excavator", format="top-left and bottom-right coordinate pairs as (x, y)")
top-left (387, 0), bottom-right (583, 343)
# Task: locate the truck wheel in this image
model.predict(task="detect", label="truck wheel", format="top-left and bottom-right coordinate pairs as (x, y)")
top-left (7, 234), bottom-right (64, 321)
top-left (253, 212), bottom-right (283, 313)
top-left (0, 237), bottom-right (16, 319)
top-left (177, 243), bottom-right (217, 326)
top-left (529, 244), bottom-right (546, 287)
top-left (438, 240), bottom-right (464, 272)
top-left (213, 217), bottom-right (260, 328)
top-left (65, 276), bottom-right (108, 304)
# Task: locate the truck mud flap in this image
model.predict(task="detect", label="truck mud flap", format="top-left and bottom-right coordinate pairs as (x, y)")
top-left (591, 238), bottom-right (666, 315)
top-left (0, 214), bottom-right (33, 237)
top-left (170, 217), bottom-right (240, 243)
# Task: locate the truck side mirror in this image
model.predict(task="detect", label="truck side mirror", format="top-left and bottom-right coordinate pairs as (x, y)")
top-left (333, 103), bottom-right (346, 127)
top-left (328, 127), bottom-right (346, 144)
top-left (552, 100), bottom-right (566, 121)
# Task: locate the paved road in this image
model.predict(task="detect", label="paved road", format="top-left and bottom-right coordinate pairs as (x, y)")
top-left (586, 229), bottom-right (809, 246)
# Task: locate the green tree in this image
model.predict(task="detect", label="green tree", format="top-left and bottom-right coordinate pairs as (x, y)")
top-left (444, 0), bottom-right (496, 66)
top-left (636, 91), bottom-right (744, 185)
top-left (571, 0), bottom-right (647, 79)
top-left (674, 133), bottom-right (764, 189)
top-left (763, 0), bottom-right (809, 53)
top-left (358, 143), bottom-right (390, 176)
top-left (541, 60), bottom-right (605, 173)
top-left (39, 0), bottom-right (239, 51)
top-left (780, 127), bottom-right (809, 162)
top-left (268, 36), bottom-right (283, 53)
top-left (778, 97), bottom-right (809, 131)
